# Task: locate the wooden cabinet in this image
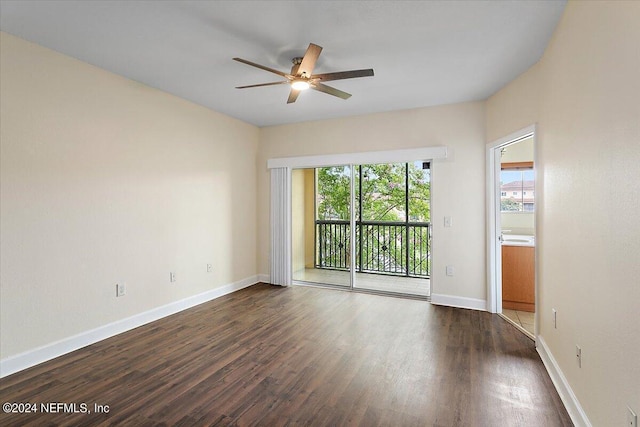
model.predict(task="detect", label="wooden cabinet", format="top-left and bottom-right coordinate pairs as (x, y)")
top-left (502, 245), bottom-right (535, 312)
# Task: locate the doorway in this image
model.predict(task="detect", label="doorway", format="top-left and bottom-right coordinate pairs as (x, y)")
top-left (291, 161), bottom-right (432, 298)
top-left (486, 125), bottom-right (537, 339)
top-left (267, 146), bottom-right (447, 290)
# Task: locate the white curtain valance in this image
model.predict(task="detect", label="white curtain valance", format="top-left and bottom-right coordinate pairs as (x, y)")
top-left (267, 146), bottom-right (447, 169)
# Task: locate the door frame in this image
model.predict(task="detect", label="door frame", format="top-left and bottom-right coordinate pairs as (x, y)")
top-left (486, 125), bottom-right (537, 322)
top-left (270, 146), bottom-right (447, 293)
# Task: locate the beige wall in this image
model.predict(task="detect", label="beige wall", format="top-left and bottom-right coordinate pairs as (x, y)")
top-left (0, 33), bottom-right (259, 359)
top-left (291, 169), bottom-right (306, 272)
top-left (3, 1), bottom-right (639, 422)
top-left (487, 1), bottom-right (640, 424)
top-left (501, 136), bottom-right (533, 163)
top-left (486, 63), bottom-right (541, 143)
top-left (292, 169), bottom-right (317, 273)
top-left (258, 102), bottom-right (487, 301)
top-left (304, 169), bottom-right (315, 268)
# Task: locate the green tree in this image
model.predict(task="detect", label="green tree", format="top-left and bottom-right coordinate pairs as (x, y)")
top-left (358, 163), bottom-right (407, 221)
top-left (501, 198), bottom-right (521, 211)
top-left (316, 166), bottom-right (351, 220)
top-left (316, 163), bottom-right (431, 222)
top-left (316, 163), bottom-right (431, 277)
top-left (358, 162), bottom-right (431, 222)
top-left (408, 164), bottom-right (431, 222)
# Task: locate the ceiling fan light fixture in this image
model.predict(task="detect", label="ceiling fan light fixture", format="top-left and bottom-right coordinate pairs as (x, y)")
top-left (234, 43), bottom-right (374, 103)
top-left (291, 80), bottom-right (310, 91)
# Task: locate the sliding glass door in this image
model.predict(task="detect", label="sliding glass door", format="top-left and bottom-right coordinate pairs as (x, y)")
top-left (353, 162), bottom-right (431, 296)
top-left (291, 162), bottom-right (431, 297)
top-left (292, 166), bottom-right (351, 288)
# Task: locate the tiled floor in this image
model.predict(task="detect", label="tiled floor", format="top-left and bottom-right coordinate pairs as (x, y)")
top-left (502, 309), bottom-right (534, 337)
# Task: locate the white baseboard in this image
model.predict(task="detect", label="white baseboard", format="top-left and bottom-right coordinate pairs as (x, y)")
top-left (258, 273), bottom-right (270, 283)
top-left (430, 293), bottom-right (487, 311)
top-left (536, 335), bottom-right (592, 427)
top-left (0, 276), bottom-right (259, 378)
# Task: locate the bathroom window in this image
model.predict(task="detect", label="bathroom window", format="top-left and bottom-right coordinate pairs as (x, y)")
top-left (500, 163), bottom-right (534, 212)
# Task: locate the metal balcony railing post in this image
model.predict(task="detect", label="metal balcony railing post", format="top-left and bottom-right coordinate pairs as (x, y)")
top-left (405, 164), bottom-right (410, 277)
top-left (358, 165), bottom-right (363, 273)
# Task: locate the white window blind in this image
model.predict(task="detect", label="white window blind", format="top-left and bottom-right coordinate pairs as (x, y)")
top-left (269, 167), bottom-right (292, 286)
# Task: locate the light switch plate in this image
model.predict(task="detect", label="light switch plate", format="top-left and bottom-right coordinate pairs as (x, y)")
top-left (116, 283), bottom-right (126, 297)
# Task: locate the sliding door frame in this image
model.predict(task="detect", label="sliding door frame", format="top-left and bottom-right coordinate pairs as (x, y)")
top-left (268, 146), bottom-right (447, 291)
top-left (349, 165), bottom-right (357, 289)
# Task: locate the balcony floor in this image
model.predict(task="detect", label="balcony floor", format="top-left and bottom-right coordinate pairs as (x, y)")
top-left (293, 267), bottom-right (430, 297)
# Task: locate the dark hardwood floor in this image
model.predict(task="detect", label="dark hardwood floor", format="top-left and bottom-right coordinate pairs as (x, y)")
top-left (0, 283), bottom-right (572, 426)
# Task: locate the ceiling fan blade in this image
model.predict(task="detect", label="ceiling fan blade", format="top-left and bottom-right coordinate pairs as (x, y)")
top-left (233, 58), bottom-right (289, 78)
top-left (297, 43), bottom-right (323, 77)
top-left (312, 83), bottom-right (352, 100)
top-left (311, 69), bottom-right (374, 82)
top-left (287, 89), bottom-right (301, 104)
top-left (236, 81), bottom-right (288, 89)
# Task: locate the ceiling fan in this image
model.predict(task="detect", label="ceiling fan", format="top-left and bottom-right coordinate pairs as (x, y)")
top-left (233, 43), bottom-right (374, 104)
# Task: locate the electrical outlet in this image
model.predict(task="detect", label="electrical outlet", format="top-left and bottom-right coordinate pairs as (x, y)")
top-left (552, 308), bottom-right (557, 329)
top-left (628, 406), bottom-right (637, 427)
top-left (446, 265), bottom-right (454, 276)
top-left (170, 272), bottom-right (176, 282)
top-left (575, 345), bottom-right (582, 368)
top-left (116, 283), bottom-right (126, 297)
top-left (207, 263), bottom-right (212, 273)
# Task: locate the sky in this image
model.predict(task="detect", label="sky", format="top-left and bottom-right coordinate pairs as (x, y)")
top-left (501, 169), bottom-right (534, 185)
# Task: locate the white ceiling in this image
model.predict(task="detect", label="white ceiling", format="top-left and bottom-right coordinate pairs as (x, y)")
top-left (0, 1), bottom-right (566, 127)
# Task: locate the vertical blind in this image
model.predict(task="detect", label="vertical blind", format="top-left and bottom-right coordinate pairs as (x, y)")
top-left (270, 167), bottom-right (292, 286)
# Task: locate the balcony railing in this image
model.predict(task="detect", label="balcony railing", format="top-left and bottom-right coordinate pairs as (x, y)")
top-left (316, 220), bottom-right (431, 277)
